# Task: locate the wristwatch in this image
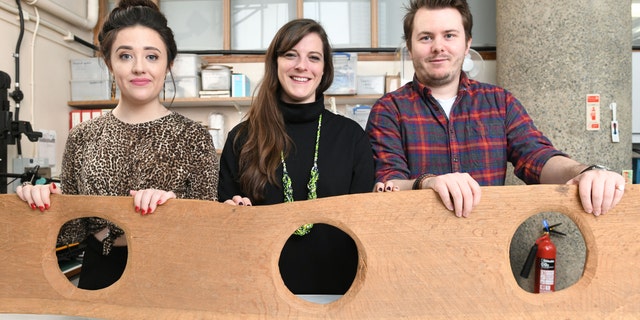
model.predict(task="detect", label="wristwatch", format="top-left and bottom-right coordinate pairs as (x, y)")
top-left (580, 164), bottom-right (610, 174)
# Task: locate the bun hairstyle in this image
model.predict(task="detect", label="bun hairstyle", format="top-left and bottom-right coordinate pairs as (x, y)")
top-left (98, 0), bottom-right (178, 69)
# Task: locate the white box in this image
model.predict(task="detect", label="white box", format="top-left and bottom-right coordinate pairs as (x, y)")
top-left (326, 52), bottom-right (357, 95)
top-left (70, 80), bottom-right (111, 101)
top-left (70, 58), bottom-right (109, 81)
top-left (170, 54), bottom-right (203, 78)
top-left (357, 75), bottom-right (385, 95)
top-left (231, 73), bottom-right (250, 97)
top-left (165, 76), bottom-right (201, 98)
top-left (201, 66), bottom-right (231, 91)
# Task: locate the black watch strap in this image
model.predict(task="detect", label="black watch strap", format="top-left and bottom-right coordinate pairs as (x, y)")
top-left (580, 164), bottom-right (610, 174)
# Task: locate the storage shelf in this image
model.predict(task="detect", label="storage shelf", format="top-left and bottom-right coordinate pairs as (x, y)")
top-left (67, 95), bottom-right (382, 110)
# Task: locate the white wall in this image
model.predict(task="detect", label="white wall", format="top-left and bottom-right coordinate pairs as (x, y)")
top-left (0, 0), bottom-right (95, 188)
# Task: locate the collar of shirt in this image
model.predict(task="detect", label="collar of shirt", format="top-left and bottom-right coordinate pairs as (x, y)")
top-left (412, 73), bottom-right (472, 107)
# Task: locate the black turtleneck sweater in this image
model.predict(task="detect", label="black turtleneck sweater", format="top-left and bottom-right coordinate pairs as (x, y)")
top-left (218, 98), bottom-right (374, 294)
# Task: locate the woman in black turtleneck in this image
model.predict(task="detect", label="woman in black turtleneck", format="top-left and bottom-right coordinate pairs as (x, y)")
top-left (217, 19), bottom-right (374, 295)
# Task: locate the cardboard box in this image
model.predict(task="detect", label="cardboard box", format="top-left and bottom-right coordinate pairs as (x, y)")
top-left (231, 73), bottom-right (250, 97)
top-left (385, 73), bottom-right (401, 93)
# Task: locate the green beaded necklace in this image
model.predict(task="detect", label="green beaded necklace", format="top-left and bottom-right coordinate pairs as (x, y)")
top-left (281, 113), bottom-right (322, 236)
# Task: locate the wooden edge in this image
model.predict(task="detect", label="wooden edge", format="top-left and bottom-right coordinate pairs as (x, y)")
top-left (0, 184), bottom-right (638, 319)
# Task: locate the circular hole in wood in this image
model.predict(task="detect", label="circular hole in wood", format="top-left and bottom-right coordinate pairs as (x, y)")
top-left (509, 212), bottom-right (586, 293)
top-left (278, 223), bottom-right (358, 304)
top-left (57, 217), bottom-right (128, 290)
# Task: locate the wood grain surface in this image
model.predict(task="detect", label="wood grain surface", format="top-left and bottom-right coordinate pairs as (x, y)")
top-left (1, 184), bottom-right (638, 319)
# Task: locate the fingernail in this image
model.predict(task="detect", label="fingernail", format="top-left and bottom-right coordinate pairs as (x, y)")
top-left (377, 187), bottom-right (383, 192)
top-left (45, 204), bottom-right (50, 210)
top-left (239, 202), bottom-right (244, 206)
top-left (386, 186), bottom-right (391, 191)
top-left (157, 200), bottom-right (162, 205)
top-left (135, 206), bottom-right (140, 213)
top-left (146, 208), bottom-right (153, 214)
top-left (30, 203), bottom-right (37, 210)
top-left (39, 206), bottom-right (45, 212)
top-left (52, 183), bottom-right (57, 190)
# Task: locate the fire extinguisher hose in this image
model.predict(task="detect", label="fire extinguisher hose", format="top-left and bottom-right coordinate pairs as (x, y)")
top-left (520, 243), bottom-right (538, 278)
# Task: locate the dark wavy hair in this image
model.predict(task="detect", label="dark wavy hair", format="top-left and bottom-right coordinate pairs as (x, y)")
top-left (98, 0), bottom-right (178, 70)
top-left (236, 19), bottom-right (333, 202)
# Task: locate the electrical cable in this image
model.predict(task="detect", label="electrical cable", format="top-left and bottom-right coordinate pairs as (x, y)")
top-left (30, 6), bottom-right (41, 157)
top-left (13, 0), bottom-right (25, 158)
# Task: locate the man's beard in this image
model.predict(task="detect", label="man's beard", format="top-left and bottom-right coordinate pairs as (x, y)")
top-left (420, 69), bottom-right (458, 88)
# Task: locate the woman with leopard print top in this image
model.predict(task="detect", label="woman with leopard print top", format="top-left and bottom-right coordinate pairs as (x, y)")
top-left (16, 0), bottom-right (218, 290)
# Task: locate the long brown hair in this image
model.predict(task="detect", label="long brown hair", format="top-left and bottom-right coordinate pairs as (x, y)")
top-left (236, 19), bottom-right (333, 201)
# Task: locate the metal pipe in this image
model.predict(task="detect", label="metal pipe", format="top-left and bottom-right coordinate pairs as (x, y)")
top-left (24, 0), bottom-right (99, 30)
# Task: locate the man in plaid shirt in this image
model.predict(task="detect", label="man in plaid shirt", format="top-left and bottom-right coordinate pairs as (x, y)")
top-left (365, 0), bottom-right (625, 218)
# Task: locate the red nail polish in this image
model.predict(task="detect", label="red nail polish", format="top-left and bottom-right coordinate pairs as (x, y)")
top-left (146, 208), bottom-right (152, 214)
top-left (39, 206), bottom-right (45, 212)
top-left (30, 203), bottom-right (36, 210)
top-left (135, 206), bottom-right (140, 213)
top-left (44, 204), bottom-right (50, 210)
top-left (157, 200), bottom-right (162, 205)
top-left (52, 183), bottom-right (57, 190)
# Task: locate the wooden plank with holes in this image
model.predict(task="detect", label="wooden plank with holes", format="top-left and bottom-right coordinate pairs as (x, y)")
top-left (0, 184), bottom-right (639, 319)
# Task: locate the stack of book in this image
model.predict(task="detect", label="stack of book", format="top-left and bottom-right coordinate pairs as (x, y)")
top-left (199, 90), bottom-right (230, 98)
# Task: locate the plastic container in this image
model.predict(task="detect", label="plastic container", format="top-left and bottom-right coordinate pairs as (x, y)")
top-left (70, 80), bottom-right (111, 101)
top-left (70, 58), bottom-right (109, 81)
top-left (326, 52), bottom-right (357, 95)
top-left (164, 76), bottom-right (201, 98)
top-left (170, 54), bottom-right (203, 78)
top-left (201, 65), bottom-right (231, 91)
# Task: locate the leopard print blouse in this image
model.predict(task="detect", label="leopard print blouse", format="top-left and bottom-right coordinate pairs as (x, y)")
top-left (57, 111), bottom-right (219, 254)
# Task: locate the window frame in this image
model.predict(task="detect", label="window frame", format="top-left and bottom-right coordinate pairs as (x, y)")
top-left (98, 0), bottom-right (496, 62)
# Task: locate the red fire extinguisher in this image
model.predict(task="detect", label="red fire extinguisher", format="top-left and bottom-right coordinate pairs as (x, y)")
top-left (533, 231), bottom-right (556, 293)
top-left (520, 219), bottom-right (560, 293)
